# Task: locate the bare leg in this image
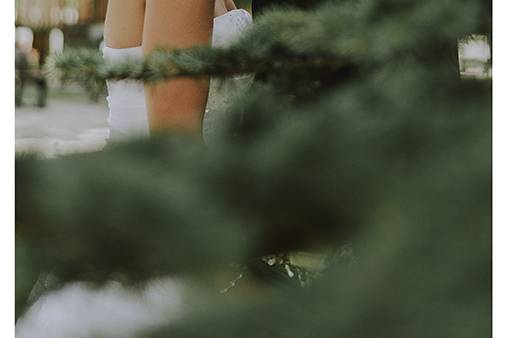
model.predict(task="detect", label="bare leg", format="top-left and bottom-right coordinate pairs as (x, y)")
top-left (143, 0), bottom-right (214, 135)
top-left (104, 0), bottom-right (145, 49)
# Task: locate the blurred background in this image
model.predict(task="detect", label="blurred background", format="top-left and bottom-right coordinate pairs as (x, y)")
top-left (16, 0), bottom-right (111, 156)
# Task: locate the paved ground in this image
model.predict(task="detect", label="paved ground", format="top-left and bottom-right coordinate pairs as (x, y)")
top-left (16, 89), bottom-right (110, 158)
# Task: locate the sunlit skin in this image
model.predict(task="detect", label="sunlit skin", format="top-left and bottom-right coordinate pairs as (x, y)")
top-left (104, 0), bottom-right (236, 136)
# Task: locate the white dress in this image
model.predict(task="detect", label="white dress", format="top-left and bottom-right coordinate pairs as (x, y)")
top-left (103, 9), bottom-right (253, 145)
top-left (16, 9), bottom-right (252, 338)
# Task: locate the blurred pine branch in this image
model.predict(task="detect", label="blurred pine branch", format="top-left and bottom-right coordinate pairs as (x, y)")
top-left (17, 0), bottom-right (491, 336)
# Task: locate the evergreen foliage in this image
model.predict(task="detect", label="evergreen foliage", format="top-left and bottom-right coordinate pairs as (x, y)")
top-left (17, 0), bottom-right (491, 336)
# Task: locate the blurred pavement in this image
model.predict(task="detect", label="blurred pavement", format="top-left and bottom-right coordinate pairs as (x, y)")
top-left (16, 91), bottom-right (109, 158)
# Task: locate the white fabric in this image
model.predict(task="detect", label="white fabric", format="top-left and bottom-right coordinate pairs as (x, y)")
top-left (16, 279), bottom-right (184, 338)
top-left (103, 9), bottom-right (253, 144)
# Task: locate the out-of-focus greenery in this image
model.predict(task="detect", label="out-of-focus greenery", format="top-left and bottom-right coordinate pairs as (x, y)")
top-left (17, 0), bottom-right (491, 336)
top-left (237, 0), bottom-right (252, 9)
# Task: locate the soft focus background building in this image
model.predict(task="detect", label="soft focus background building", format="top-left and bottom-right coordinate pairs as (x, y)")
top-left (16, 0), bottom-right (108, 65)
